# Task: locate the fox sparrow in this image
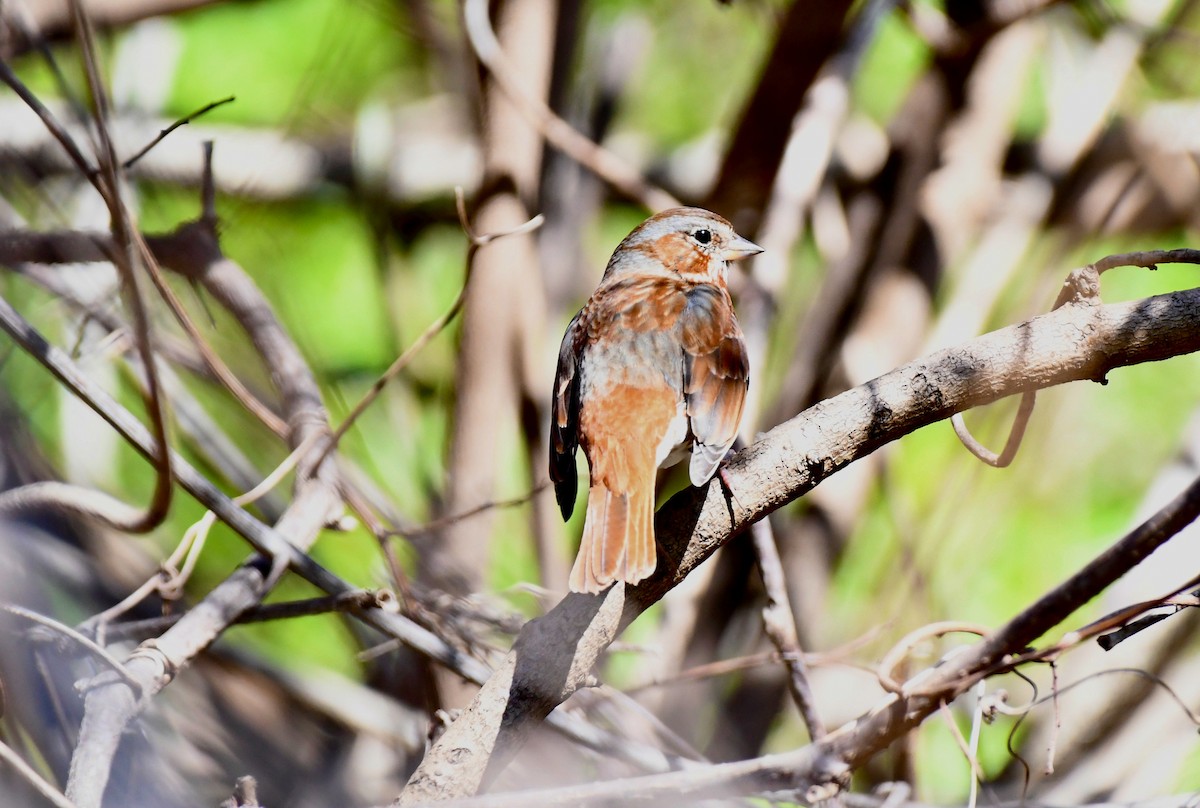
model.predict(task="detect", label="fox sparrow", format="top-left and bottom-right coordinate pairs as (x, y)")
top-left (550, 207), bottom-right (761, 593)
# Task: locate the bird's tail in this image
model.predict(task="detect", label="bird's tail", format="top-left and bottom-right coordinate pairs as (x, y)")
top-left (568, 483), bottom-right (656, 593)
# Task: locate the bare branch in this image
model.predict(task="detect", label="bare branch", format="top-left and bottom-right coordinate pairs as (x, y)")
top-left (94, 590), bottom-right (396, 643)
top-left (0, 605), bottom-right (141, 694)
top-left (953, 249), bottom-right (1200, 466)
top-left (69, 0), bottom-right (175, 533)
top-left (313, 190), bottom-right (544, 469)
top-left (401, 458), bottom-right (1200, 805)
top-left (461, 0), bottom-right (677, 212)
top-left (122, 95), bottom-right (236, 169)
top-left (399, 275), bottom-right (1200, 801)
top-left (749, 518), bottom-right (825, 740)
top-left (0, 60), bottom-right (96, 179)
top-left (0, 737), bottom-right (78, 808)
top-left (391, 482), bottom-right (551, 538)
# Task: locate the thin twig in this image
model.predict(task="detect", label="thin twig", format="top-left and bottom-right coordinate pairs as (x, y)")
top-left (85, 431), bottom-right (324, 635)
top-left (1090, 248), bottom-right (1200, 273)
top-left (461, 0), bottom-right (678, 212)
top-left (1045, 661), bottom-right (1059, 775)
top-left (876, 623), bottom-right (990, 694)
top-left (312, 188), bottom-right (543, 470)
top-left (0, 61), bottom-right (96, 181)
top-left (69, 0), bottom-right (174, 533)
top-left (1006, 567), bottom-right (1200, 668)
top-left (94, 590), bottom-right (392, 642)
top-left (1095, 588), bottom-right (1200, 649)
top-left (122, 95), bottom-right (235, 169)
top-left (133, 146), bottom-right (290, 438)
top-left (749, 517), bottom-right (826, 740)
top-left (390, 481), bottom-right (551, 538)
top-left (966, 680), bottom-right (985, 808)
top-left (950, 391), bottom-right (1035, 468)
top-left (0, 737), bottom-right (78, 808)
top-left (935, 698), bottom-right (984, 784)
top-left (954, 248), bottom-right (1200, 466)
top-left (0, 605), bottom-right (142, 696)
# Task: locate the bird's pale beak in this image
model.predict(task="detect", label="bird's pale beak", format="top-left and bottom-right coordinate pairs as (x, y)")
top-left (723, 234), bottom-right (763, 261)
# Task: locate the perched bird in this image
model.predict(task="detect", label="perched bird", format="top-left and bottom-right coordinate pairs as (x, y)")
top-left (550, 207), bottom-right (761, 593)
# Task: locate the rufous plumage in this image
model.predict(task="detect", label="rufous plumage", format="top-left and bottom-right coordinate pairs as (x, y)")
top-left (550, 207), bottom-right (760, 593)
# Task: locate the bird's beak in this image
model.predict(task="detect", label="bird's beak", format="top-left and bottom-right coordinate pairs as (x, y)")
top-left (722, 234), bottom-right (763, 261)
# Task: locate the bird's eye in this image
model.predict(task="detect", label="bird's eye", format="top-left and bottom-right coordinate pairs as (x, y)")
top-left (692, 229), bottom-right (712, 245)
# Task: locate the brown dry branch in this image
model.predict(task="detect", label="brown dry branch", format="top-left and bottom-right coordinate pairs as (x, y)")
top-left (130, 143), bottom-right (290, 438)
top-left (398, 265), bottom-right (1200, 802)
top-left (1095, 589), bottom-right (1200, 650)
top-left (95, 590), bottom-right (395, 643)
top-left (402, 435), bottom-right (1200, 806)
top-left (122, 95), bottom-right (236, 169)
top-left (393, 481), bottom-right (551, 539)
top-left (438, 0), bottom-right (558, 607)
top-left (461, 0), bottom-right (678, 213)
top-left (953, 249), bottom-right (1200, 466)
top-left (0, 605), bottom-right (140, 693)
top-left (749, 517), bottom-right (826, 740)
top-left (312, 190), bottom-right (545, 471)
top-left (0, 2), bottom-right (177, 537)
top-left (68, 1), bottom-right (173, 503)
top-left (4, 0), bottom-right (225, 58)
top-left (5, 253), bottom-right (290, 523)
top-left (84, 430), bottom-right (324, 637)
top-left (0, 737), bottom-right (77, 808)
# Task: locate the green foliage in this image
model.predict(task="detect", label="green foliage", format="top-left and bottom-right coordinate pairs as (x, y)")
top-left (586, 1), bottom-right (776, 148)
top-left (167, 0), bottom-right (412, 129)
top-left (854, 10), bottom-right (929, 124)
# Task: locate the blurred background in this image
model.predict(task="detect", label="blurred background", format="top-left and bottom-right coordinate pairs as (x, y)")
top-left (2, 0), bottom-right (1200, 805)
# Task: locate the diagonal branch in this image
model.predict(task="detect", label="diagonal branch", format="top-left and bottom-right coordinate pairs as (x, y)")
top-left (398, 276), bottom-right (1200, 802)
top-left (461, 0), bottom-right (678, 212)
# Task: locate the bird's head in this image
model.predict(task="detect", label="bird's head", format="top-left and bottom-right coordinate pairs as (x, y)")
top-left (602, 207), bottom-right (762, 286)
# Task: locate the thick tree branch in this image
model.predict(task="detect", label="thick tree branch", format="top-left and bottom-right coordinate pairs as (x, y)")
top-left (399, 279), bottom-right (1200, 801)
top-left (418, 441), bottom-right (1200, 806)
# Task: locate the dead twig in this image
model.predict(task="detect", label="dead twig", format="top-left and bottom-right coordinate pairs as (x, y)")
top-left (0, 605), bottom-right (142, 696)
top-left (750, 517), bottom-right (826, 740)
top-left (71, 0), bottom-right (174, 533)
top-left (461, 0), bottom-right (677, 212)
top-left (1095, 588), bottom-right (1200, 649)
top-left (133, 143), bottom-right (291, 438)
top-left (0, 60), bottom-right (96, 180)
top-left (876, 622), bottom-right (990, 695)
top-left (122, 95), bottom-right (236, 169)
top-left (389, 481), bottom-right (551, 538)
top-left (953, 248), bottom-right (1200, 467)
top-left (83, 430), bottom-right (324, 639)
top-left (312, 187), bottom-right (543, 470)
top-left (94, 590), bottom-right (395, 643)
top-left (0, 737), bottom-right (78, 808)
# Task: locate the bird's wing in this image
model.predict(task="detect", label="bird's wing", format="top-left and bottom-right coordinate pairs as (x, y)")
top-left (680, 285), bottom-right (749, 486)
top-left (550, 312), bottom-right (583, 520)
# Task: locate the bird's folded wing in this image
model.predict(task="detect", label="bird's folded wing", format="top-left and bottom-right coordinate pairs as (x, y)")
top-left (550, 313), bottom-right (583, 520)
top-left (680, 287), bottom-right (749, 486)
